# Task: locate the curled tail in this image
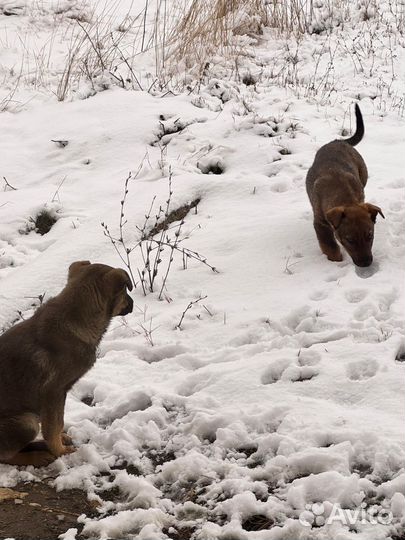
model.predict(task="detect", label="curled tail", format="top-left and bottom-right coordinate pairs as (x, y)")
top-left (345, 103), bottom-right (364, 146)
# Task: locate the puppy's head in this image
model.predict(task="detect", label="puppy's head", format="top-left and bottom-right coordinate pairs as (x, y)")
top-left (326, 203), bottom-right (384, 267)
top-left (68, 261), bottom-right (133, 317)
top-left (102, 267), bottom-right (134, 316)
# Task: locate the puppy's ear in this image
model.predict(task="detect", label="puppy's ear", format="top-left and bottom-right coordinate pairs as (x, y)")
top-left (326, 207), bottom-right (345, 229)
top-left (104, 268), bottom-right (133, 293)
top-left (361, 203), bottom-right (385, 223)
top-left (68, 260), bottom-right (91, 280)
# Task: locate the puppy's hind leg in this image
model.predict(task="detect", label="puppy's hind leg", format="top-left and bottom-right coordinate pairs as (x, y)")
top-left (0, 412), bottom-right (55, 466)
top-left (314, 220), bottom-right (343, 262)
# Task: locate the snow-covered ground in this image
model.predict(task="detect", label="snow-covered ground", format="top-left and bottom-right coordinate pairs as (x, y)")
top-left (0, 1), bottom-right (404, 539)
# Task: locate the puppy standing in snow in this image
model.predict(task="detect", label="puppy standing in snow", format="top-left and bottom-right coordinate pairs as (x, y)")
top-left (306, 104), bottom-right (384, 267)
top-left (0, 261), bottom-right (133, 467)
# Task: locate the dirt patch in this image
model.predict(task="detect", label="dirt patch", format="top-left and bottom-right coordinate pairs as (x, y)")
top-left (20, 210), bottom-right (58, 236)
top-left (148, 449), bottom-right (176, 469)
top-left (111, 460), bottom-right (142, 476)
top-left (34, 210), bottom-right (58, 235)
top-left (162, 525), bottom-right (196, 539)
top-left (148, 198), bottom-right (200, 238)
top-left (0, 481), bottom-right (97, 540)
top-left (242, 514), bottom-right (274, 531)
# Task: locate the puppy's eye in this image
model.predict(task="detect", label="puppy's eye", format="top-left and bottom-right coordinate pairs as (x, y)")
top-left (346, 238), bottom-right (354, 244)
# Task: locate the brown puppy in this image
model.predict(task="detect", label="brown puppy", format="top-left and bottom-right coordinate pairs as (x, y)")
top-left (0, 261), bottom-right (133, 467)
top-left (306, 104), bottom-right (384, 267)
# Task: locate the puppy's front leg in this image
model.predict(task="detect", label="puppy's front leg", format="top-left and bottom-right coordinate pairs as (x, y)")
top-left (314, 220), bottom-right (343, 262)
top-left (41, 392), bottom-right (75, 457)
top-left (60, 388), bottom-right (74, 446)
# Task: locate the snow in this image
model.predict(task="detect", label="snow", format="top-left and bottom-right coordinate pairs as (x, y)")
top-left (0, 0), bottom-right (404, 539)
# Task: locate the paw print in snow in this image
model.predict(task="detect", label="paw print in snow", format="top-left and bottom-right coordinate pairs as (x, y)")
top-left (299, 503), bottom-right (326, 527)
top-left (344, 289), bottom-right (368, 303)
top-left (346, 358), bottom-right (378, 380)
top-left (197, 156), bottom-right (225, 175)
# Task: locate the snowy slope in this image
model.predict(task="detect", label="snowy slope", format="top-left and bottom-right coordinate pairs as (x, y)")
top-left (0, 1), bottom-right (404, 539)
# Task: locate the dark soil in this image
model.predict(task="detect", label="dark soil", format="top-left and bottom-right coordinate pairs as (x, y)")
top-left (242, 514), bottom-right (274, 531)
top-left (148, 198), bottom-right (200, 238)
top-left (0, 482), bottom-right (97, 540)
top-left (34, 210), bottom-right (58, 235)
top-left (162, 525), bottom-right (196, 540)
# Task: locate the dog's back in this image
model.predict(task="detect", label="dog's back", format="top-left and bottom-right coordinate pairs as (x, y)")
top-left (306, 104), bottom-right (368, 212)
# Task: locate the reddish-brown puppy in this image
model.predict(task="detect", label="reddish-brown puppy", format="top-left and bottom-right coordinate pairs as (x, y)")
top-left (0, 261), bottom-right (133, 466)
top-left (306, 104), bottom-right (384, 267)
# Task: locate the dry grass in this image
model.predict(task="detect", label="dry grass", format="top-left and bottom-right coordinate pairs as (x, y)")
top-left (265, 0), bottom-right (312, 36)
top-left (163, 0), bottom-right (269, 79)
top-left (160, 0), bottom-right (402, 84)
top-left (57, 8), bottom-right (145, 100)
top-left (2, 0), bottom-right (402, 106)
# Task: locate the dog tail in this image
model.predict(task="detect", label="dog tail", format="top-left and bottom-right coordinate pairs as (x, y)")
top-left (344, 103), bottom-right (364, 146)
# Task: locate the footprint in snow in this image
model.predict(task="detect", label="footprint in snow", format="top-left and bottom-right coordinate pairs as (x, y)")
top-left (270, 181), bottom-right (289, 193)
top-left (261, 358), bottom-right (318, 384)
top-left (346, 359), bottom-right (378, 380)
top-left (395, 344), bottom-right (405, 362)
top-left (389, 201), bottom-right (403, 212)
top-left (281, 366), bottom-right (319, 382)
top-left (344, 289), bottom-right (368, 303)
top-left (282, 365), bottom-right (318, 382)
top-left (197, 156), bottom-right (225, 175)
top-left (297, 349), bottom-right (321, 366)
top-left (309, 289), bottom-right (328, 301)
top-left (388, 200), bottom-right (404, 250)
top-left (324, 268), bottom-right (346, 283)
top-left (352, 302), bottom-right (378, 322)
top-left (177, 371), bottom-right (215, 396)
top-left (261, 358), bottom-right (291, 384)
top-left (355, 261), bottom-right (379, 279)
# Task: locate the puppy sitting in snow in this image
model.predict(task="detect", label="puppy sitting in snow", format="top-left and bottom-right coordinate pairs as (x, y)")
top-left (0, 261), bottom-right (133, 467)
top-left (306, 104), bottom-right (384, 267)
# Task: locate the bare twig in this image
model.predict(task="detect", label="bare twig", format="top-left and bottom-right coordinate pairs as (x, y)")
top-left (104, 161), bottom-right (216, 297)
top-left (175, 294), bottom-right (207, 330)
top-left (3, 177), bottom-right (17, 191)
top-left (137, 319), bottom-right (159, 346)
top-left (284, 256), bottom-right (300, 275)
top-left (51, 175), bottom-right (67, 203)
top-left (24, 292), bottom-right (46, 306)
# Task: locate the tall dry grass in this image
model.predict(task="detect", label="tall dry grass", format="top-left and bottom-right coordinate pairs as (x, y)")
top-left (163, 0), bottom-right (269, 78)
top-left (3, 0), bottom-right (401, 105)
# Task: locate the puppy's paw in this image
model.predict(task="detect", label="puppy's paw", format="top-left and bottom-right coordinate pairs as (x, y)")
top-left (60, 444), bottom-right (76, 455)
top-left (61, 432), bottom-right (74, 446)
top-left (47, 440), bottom-right (77, 457)
top-left (327, 250), bottom-right (343, 262)
top-left (319, 241), bottom-right (342, 262)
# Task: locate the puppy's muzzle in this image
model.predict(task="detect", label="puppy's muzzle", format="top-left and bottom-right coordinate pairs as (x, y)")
top-left (120, 296), bottom-right (133, 316)
top-left (355, 255), bottom-right (373, 267)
